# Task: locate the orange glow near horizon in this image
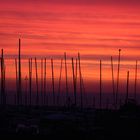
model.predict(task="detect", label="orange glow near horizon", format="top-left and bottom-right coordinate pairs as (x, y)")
top-left (0, 1), bottom-right (140, 94)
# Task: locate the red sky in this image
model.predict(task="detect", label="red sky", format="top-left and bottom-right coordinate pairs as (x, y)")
top-left (0, 0), bottom-right (140, 94)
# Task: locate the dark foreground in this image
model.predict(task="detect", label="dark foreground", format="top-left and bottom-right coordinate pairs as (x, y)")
top-left (0, 101), bottom-right (140, 139)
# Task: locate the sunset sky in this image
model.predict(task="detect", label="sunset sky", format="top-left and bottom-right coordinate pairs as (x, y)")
top-left (0, 0), bottom-right (140, 97)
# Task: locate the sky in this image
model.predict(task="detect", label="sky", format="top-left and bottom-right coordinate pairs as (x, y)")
top-left (0, 0), bottom-right (140, 99)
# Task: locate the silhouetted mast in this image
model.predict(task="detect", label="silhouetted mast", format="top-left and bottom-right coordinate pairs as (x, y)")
top-left (111, 56), bottom-right (115, 108)
top-left (134, 60), bottom-right (138, 101)
top-left (125, 71), bottom-right (129, 104)
top-left (15, 58), bottom-right (18, 105)
top-left (18, 39), bottom-right (22, 105)
top-left (25, 75), bottom-right (28, 106)
top-left (75, 59), bottom-right (78, 84)
top-left (116, 49), bottom-right (121, 108)
top-left (44, 58), bottom-right (47, 105)
top-left (100, 60), bottom-right (102, 109)
top-left (75, 58), bottom-right (78, 107)
top-left (29, 58), bottom-right (32, 106)
top-left (35, 58), bottom-right (39, 106)
top-left (57, 59), bottom-right (63, 106)
top-left (72, 58), bottom-right (77, 106)
top-left (1, 49), bottom-right (5, 105)
top-left (78, 53), bottom-right (83, 109)
top-left (51, 59), bottom-right (55, 106)
top-left (41, 58), bottom-right (43, 104)
top-left (3, 62), bottom-right (6, 104)
top-left (64, 52), bottom-right (69, 105)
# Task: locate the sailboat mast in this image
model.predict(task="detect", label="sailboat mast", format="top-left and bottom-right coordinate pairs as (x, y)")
top-left (18, 39), bottom-right (22, 105)
top-left (41, 58), bottom-right (43, 105)
top-left (15, 58), bottom-right (18, 105)
top-left (25, 75), bottom-right (28, 106)
top-left (44, 58), bottom-right (47, 105)
top-left (51, 58), bottom-right (55, 106)
top-left (78, 53), bottom-right (83, 109)
top-left (72, 58), bottom-right (76, 106)
top-left (100, 60), bottom-right (102, 109)
top-left (125, 71), bottom-right (129, 104)
top-left (64, 53), bottom-right (69, 105)
top-left (134, 60), bottom-right (138, 101)
top-left (58, 59), bottom-right (63, 106)
top-left (29, 58), bottom-right (32, 106)
top-left (111, 56), bottom-right (115, 108)
top-left (35, 58), bottom-right (39, 106)
top-left (1, 49), bottom-right (5, 105)
top-left (116, 49), bottom-right (121, 108)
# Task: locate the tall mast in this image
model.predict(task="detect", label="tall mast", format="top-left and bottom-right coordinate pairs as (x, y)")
top-left (100, 60), bottom-right (102, 109)
top-left (134, 60), bottom-right (138, 101)
top-left (111, 56), bottom-right (115, 108)
top-left (75, 58), bottom-right (78, 106)
top-left (25, 75), bottom-right (28, 106)
top-left (41, 58), bottom-right (43, 105)
top-left (3, 62), bottom-right (6, 105)
top-left (116, 49), bottom-right (121, 108)
top-left (1, 49), bottom-right (3, 105)
top-left (125, 71), bottom-right (129, 104)
top-left (18, 39), bottom-right (22, 105)
top-left (51, 58), bottom-right (55, 106)
top-left (58, 59), bottom-right (63, 106)
top-left (72, 58), bottom-right (76, 106)
top-left (1, 49), bottom-right (5, 105)
top-left (44, 58), bottom-right (47, 105)
top-left (15, 58), bottom-right (18, 105)
top-left (64, 52), bottom-right (69, 105)
top-left (78, 53), bottom-right (83, 109)
top-left (75, 59), bottom-right (78, 84)
top-left (35, 58), bottom-right (39, 106)
top-left (29, 58), bottom-right (32, 106)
